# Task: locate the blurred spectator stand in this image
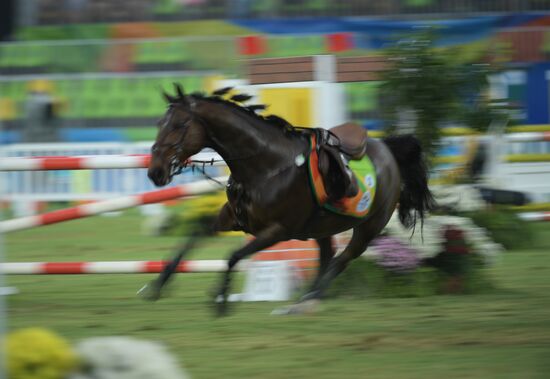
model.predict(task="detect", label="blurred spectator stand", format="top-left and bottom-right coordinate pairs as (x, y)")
top-left (22, 79), bottom-right (61, 143)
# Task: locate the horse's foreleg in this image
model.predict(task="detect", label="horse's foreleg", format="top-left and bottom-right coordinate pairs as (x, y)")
top-left (215, 224), bottom-right (286, 316)
top-left (138, 233), bottom-right (200, 301)
top-left (213, 202), bottom-right (241, 232)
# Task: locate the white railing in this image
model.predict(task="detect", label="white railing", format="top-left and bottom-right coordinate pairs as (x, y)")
top-left (435, 132), bottom-right (550, 202)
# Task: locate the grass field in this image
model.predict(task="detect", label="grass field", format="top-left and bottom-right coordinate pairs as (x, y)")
top-left (4, 211), bottom-right (550, 379)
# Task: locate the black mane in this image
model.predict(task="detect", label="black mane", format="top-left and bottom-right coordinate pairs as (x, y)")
top-left (164, 83), bottom-right (298, 133)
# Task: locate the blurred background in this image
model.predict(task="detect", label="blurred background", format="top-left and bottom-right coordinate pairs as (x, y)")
top-left (2, 2), bottom-right (550, 379)
top-left (1, 0), bottom-right (550, 205)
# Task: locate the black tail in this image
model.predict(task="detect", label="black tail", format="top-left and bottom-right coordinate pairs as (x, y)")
top-left (383, 134), bottom-right (436, 230)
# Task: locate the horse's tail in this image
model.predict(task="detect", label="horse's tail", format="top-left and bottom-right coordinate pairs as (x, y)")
top-left (383, 134), bottom-right (436, 230)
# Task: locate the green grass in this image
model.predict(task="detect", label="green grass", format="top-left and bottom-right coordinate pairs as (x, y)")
top-left (4, 212), bottom-right (550, 378)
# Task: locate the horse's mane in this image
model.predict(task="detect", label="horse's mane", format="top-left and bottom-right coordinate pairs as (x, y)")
top-left (164, 84), bottom-right (299, 134)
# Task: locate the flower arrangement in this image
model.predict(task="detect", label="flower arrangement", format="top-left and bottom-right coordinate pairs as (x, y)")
top-left (5, 330), bottom-right (189, 379)
top-left (380, 214), bottom-right (501, 295)
top-left (143, 190), bottom-right (227, 237)
top-left (69, 337), bottom-right (189, 379)
top-left (370, 236), bottom-right (421, 274)
top-left (383, 213), bottom-right (502, 266)
top-left (6, 328), bottom-right (79, 379)
top-left (423, 225), bottom-right (476, 293)
top-left (330, 212), bottom-right (502, 298)
top-left (430, 184), bottom-right (487, 213)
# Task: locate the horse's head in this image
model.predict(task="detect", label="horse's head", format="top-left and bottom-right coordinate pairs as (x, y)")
top-left (148, 85), bottom-right (208, 187)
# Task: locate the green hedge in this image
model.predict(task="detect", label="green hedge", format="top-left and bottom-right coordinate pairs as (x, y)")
top-left (327, 257), bottom-right (494, 299)
top-left (463, 208), bottom-right (536, 250)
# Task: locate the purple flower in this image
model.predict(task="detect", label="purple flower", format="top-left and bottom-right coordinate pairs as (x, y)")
top-left (371, 236), bottom-right (421, 273)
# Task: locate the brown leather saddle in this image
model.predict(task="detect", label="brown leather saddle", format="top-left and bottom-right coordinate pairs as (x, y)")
top-left (329, 122), bottom-right (368, 160)
top-left (315, 123), bottom-right (368, 202)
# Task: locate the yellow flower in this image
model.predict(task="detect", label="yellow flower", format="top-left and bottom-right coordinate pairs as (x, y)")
top-left (5, 328), bottom-right (79, 379)
top-left (182, 191), bottom-right (227, 221)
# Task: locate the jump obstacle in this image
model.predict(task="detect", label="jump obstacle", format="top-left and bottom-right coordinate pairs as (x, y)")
top-left (0, 152), bottom-right (224, 171)
top-left (0, 260), bottom-right (247, 275)
top-left (1, 131), bottom-right (548, 173)
top-left (0, 177), bottom-right (228, 233)
top-left (2, 135), bottom-right (547, 278)
top-left (518, 212), bottom-right (550, 221)
top-left (0, 152), bottom-right (247, 278)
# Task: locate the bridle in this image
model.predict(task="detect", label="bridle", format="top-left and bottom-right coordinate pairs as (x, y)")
top-left (150, 102), bottom-right (312, 184)
top-left (151, 109), bottom-right (192, 153)
top-left (151, 115), bottom-right (193, 178)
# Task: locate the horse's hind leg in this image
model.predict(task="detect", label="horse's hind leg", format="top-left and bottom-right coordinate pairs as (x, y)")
top-left (272, 227), bottom-right (374, 315)
top-left (301, 225), bottom-right (378, 302)
top-left (307, 237), bottom-right (335, 292)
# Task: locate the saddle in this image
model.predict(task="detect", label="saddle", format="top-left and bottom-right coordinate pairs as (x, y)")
top-left (314, 123), bottom-right (368, 202)
top-left (329, 122), bottom-right (368, 160)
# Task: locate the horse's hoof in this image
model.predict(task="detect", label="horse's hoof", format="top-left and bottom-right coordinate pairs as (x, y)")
top-left (137, 282), bottom-right (162, 302)
top-left (213, 294), bottom-right (229, 317)
top-left (299, 290), bottom-right (320, 302)
top-left (271, 299), bottom-right (321, 316)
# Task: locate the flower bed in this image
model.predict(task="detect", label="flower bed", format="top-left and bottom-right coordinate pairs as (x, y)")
top-left (5, 328), bottom-right (189, 379)
top-left (330, 213), bottom-right (503, 298)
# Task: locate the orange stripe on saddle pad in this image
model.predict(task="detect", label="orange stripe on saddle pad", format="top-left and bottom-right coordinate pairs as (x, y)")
top-left (307, 133), bottom-right (377, 218)
top-left (307, 134), bottom-right (329, 204)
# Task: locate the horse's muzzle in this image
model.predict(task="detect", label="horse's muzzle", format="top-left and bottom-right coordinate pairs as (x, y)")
top-left (148, 167), bottom-right (169, 187)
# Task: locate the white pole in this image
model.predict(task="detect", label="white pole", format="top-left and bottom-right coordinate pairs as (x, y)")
top-left (0, 205), bottom-right (8, 379)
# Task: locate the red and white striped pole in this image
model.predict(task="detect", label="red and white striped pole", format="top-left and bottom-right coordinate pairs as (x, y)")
top-left (0, 260), bottom-right (247, 275)
top-left (2, 132), bottom-right (548, 172)
top-left (0, 177), bottom-right (228, 233)
top-left (0, 153), bottom-right (225, 171)
top-left (518, 212), bottom-right (550, 222)
top-left (504, 132), bottom-right (550, 142)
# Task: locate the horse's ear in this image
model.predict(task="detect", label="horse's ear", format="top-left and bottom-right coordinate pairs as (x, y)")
top-left (174, 83), bottom-right (185, 100)
top-left (212, 87), bottom-right (233, 96)
top-left (163, 91), bottom-right (176, 104)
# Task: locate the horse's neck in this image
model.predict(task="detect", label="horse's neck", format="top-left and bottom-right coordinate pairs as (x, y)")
top-left (202, 105), bottom-right (305, 185)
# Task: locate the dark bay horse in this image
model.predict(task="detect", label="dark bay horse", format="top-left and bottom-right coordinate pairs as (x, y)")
top-left (147, 85), bottom-right (434, 315)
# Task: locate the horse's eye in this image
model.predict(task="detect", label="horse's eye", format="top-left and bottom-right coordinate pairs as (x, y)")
top-left (151, 144), bottom-right (159, 153)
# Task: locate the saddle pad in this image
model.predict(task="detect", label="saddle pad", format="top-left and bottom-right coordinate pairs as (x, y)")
top-left (308, 135), bottom-right (377, 218)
